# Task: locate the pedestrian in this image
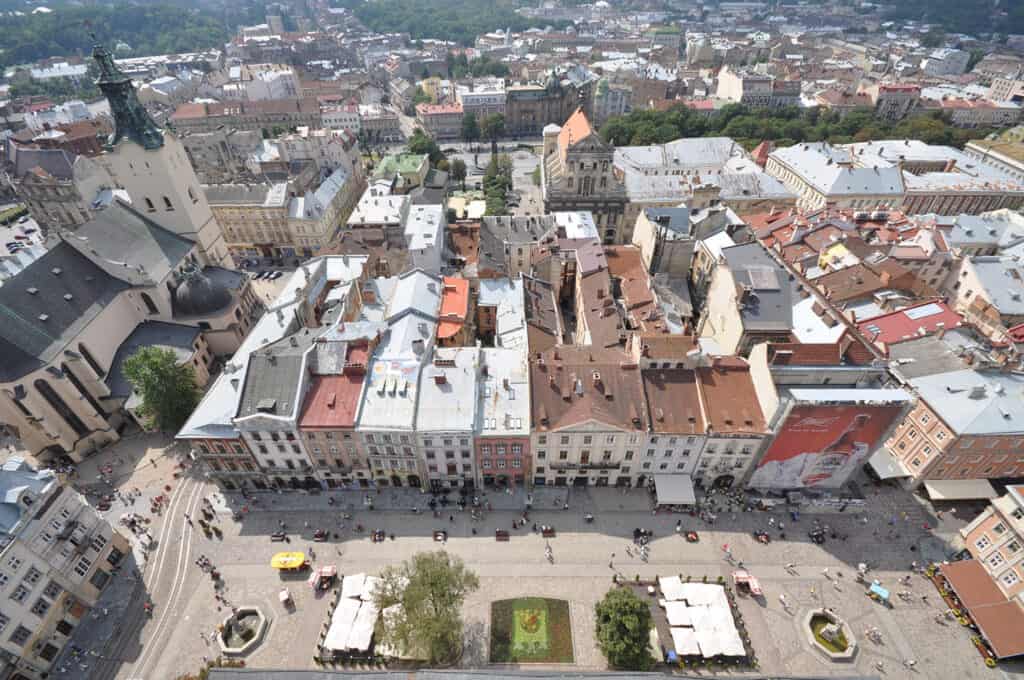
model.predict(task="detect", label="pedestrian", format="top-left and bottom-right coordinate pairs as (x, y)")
top-left (449, 515), bottom-right (454, 523)
top-left (184, 513), bottom-right (192, 526)
top-left (563, 502), bottom-right (569, 511)
top-left (922, 594), bottom-right (928, 604)
top-left (609, 553), bottom-right (615, 569)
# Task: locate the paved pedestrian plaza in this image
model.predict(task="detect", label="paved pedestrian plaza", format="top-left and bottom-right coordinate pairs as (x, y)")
top-left (46, 437), bottom-right (1024, 680)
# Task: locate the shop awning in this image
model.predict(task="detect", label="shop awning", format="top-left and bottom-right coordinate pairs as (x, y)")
top-left (867, 449), bottom-right (912, 480)
top-left (940, 560), bottom-right (1024, 659)
top-left (924, 479), bottom-right (998, 501)
top-left (654, 474), bottom-right (696, 506)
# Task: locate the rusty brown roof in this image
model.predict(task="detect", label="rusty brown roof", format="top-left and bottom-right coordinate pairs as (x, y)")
top-left (531, 347), bottom-right (646, 432)
top-left (697, 360), bottom-right (767, 435)
top-left (643, 369), bottom-right (706, 434)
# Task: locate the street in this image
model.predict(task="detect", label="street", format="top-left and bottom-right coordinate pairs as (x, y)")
top-left (48, 434), bottom-right (1024, 680)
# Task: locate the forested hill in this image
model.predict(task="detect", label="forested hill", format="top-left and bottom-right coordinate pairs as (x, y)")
top-left (0, 5), bottom-right (230, 68)
top-left (336, 0), bottom-right (569, 46)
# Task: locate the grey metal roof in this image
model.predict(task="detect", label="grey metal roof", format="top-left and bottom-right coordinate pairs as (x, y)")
top-left (8, 144), bottom-right (75, 180)
top-left (0, 457), bottom-right (56, 538)
top-left (970, 257), bottom-right (1024, 317)
top-left (911, 369), bottom-right (1024, 435)
top-left (0, 242), bottom-right (129, 381)
top-left (105, 321), bottom-right (200, 398)
top-left (236, 331), bottom-right (317, 419)
top-left (770, 143), bottom-right (904, 197)
top-left (66, 200), bottom-right (195, 286)
top-left (643, 207), bottom-right (691, 237)
top-left (720, 242), bottom-right (793, 332)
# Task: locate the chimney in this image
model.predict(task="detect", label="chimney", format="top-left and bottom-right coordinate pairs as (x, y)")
top-left (434, 372), bottom-right (447, 385)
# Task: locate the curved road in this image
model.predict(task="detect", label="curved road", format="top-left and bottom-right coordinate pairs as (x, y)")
top-left (88, 476), bottom-right (205, 680)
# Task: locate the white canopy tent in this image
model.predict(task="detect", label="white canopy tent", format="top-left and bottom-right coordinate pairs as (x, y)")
top-left (665, 601), bottom-right (692, 627)
top-left (654, 474), bottom-right (696, 506)
top-left (924, 479), bottom-right (998, 501)
top-left (341, 573), bottom-right (366, 600)
top-left (658, 575), bottom-right (685, 601)
top-left (671, 627), bottom-right (701, 655)
top-left (323, 597), bottom-right (361, 651)
top-left (345, 602), bottom-right (379, 651)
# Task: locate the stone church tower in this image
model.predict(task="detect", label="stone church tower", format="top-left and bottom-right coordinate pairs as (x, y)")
top-left (91, 42), bottom-right (232, 267)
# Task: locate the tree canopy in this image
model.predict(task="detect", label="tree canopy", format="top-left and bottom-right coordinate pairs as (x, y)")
top-left (447, 52), bottom-right (510, 79)
top-left (343, 0), bottom-right (569, 46)
top-left (462, 112), bottom-right (481, 144)
top-left (450, 158), bottom-right (467, 189)
top-left (594, 588), bottom-right (654, 671)
top-left (406, 128), bottom-right (446, 165)
top-left (123, 345), bottom-right (201, 433)
top-left (599, 104), bottom-right (993, 150)
top-left (373, 551), bottom-right (479, 664)
top-left (0, 4), bottom-right (229, 69)
top-left (483, 153), bottom-right (512, 215)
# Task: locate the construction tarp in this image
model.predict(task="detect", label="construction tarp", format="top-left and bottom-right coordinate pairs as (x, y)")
top-left (670, 627), bottom-right (701, 655)
top-left (867, 448), bottom-right (911, 479)
top-left (924, 479), bottom-right (998, 501)
top-left (654, 474), bottom-right (696, 506)
top-left (323, 597), bottom-right (361, 651)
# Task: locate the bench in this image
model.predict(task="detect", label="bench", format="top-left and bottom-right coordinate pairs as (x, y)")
top-left (542, 528), bottom-right (556, 538)
top-left (495, 530), bottom-right (510, 542)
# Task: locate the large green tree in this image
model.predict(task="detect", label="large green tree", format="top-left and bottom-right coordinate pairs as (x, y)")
top-left (450, 158), bottom-right (467, 190)
top-left (594, 588), bottom-right (654, 671)
top-left (374, 551), bottom-right (479, 664)
top-left (461, 112), bottom-right (481, 146)
top-left (406, 128), bottom-right (445, 165)
top-left (481, 113), bottom-right (505, 155)
top-left (123, 346), bottom-right (200, 433)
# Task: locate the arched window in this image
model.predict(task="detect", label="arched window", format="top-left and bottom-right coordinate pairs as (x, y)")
top-left (162, 196), bottom-right (174, 211)
top-left (61, 363), bottom-right (106, 418)
top-left (78, 343), bottom-right (105, 378)
top-left (34, 379), bottom-right (88, 437)
top-left (144, 197), bottom-right (155, 213)
top-left (140, 292), bottom-right (159, 315)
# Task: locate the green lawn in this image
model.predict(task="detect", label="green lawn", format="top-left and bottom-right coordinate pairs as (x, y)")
top-left (490, 598), bottom-right (574, 663)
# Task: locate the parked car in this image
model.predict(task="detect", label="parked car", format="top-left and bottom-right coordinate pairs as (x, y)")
top-left (268, 271), bottom-right (283, 280)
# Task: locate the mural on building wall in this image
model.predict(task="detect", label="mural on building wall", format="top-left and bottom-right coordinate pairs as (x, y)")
top-left (747, 404), bottom-right (903, 490)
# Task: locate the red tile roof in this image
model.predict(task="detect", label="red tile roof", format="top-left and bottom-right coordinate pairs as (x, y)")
top-left (557, 107), bottom-right (595, 152)
top-left (697, 360), bottom-right (766, 434)
top-left (766, 343), bottom-right (842, 366)
top-left (940, 560), bottom-right (1024, 659)
top-left (298, 373), bottom-right (364, 430)
top-left (437, 276), bottom-right (469, 340)
top-left (856, 300), bottom-right (962, 351)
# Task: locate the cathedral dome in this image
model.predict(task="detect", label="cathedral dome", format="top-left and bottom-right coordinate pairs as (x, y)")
top-left (174, 267), bottom-right (232, 317)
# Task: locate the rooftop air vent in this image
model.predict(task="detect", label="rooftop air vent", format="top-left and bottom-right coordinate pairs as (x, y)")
top-left (27, 288), bottom-right (38, 295)
top-left (38, 314), bottom-right (48, 322)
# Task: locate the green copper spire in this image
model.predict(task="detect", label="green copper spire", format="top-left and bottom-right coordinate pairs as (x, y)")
top-left (92, 41), bottom-right (164, 150)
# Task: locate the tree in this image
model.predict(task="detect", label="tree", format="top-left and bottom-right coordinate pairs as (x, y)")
top-left (407, 128), bottom-right (445, 165)
top-left (594, 588), bottom-right (654, 671)
top-left (450, 158), bottom-right (467, 190)
top-left (374, 551), bottom-right (479, 664)
top-left (481, 113), bottom-right (505, 155)
top-left (461, 112), bottom-right (481, 146)
top-left (123, 346), bottom-right (200, 433)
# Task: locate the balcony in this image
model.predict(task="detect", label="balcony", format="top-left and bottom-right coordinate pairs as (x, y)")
top-left (550, 461), bottom-right (620, 471)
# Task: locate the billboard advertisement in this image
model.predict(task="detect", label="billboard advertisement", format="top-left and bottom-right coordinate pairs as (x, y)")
top-left (747, 404), bottom-right (903, 490)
